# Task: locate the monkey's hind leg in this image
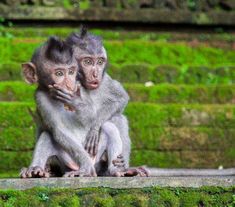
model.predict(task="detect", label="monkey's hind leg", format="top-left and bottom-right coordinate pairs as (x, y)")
top-left (20, 131), bottom-right (58, 178)
top-left (98, 121), bottom-right (126, 176)
top-left (109, 115), bottom-right (149, 177)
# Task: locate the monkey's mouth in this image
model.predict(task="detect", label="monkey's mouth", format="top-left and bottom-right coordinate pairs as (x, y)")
top-left (87, 81), bottom-right (99, 89)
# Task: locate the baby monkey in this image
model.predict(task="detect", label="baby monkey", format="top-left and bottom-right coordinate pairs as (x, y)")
top-left (20, 36), bottom-right (128, 177)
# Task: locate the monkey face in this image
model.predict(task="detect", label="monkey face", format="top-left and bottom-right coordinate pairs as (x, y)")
top-left (78, 55), bottom-right (106, 90)
top-left (49, 63), bottom-right (78, 92)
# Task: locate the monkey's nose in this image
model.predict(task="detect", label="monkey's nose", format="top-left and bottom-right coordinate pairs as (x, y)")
top-left (92, 70), bottom-right (98, 78)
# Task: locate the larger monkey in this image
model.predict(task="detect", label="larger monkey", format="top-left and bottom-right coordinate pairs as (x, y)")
top-left (53, 27), bottom-right (148, 176)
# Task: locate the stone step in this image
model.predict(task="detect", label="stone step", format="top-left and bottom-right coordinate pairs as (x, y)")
top-left (1, 126), bottom-right (234, 151)
top-left (0, 102), bottom-right (234, 128)
top-left (1, 148), bottom-right (234, 173)
top-left (0, 81), bottom-right (235, 103)
top-left (0, 178), bottom-right (235, 206)
top-left (1, 38), bottom-right (235, 70)
top-left (1, 62), bottom-right (234, 84)
top-left (0, 177), bottom-right (234, 190)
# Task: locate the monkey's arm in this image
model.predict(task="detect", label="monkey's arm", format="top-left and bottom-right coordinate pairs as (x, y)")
top-left (49, 85), bottom-right (95, 125)
top-left (36, 90), bottom-right (96, 176)
top-left (94, 75), bottom-right (129, 125)
top-left (85, 75), bottom-right (129, 156)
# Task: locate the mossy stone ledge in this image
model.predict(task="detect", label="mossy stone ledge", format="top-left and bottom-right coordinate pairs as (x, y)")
top-left (0, 177), bottom-right (235, 190)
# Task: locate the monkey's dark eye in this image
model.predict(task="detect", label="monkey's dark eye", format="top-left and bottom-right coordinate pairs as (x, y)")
top-left (97, 58), bottom-right (104, 65)
top-left (55, 71), bottom-right (64, 76)
top-left (83, 58), bottom-right (93, 66)
top-left (69, 70), bottom-right (74, 75)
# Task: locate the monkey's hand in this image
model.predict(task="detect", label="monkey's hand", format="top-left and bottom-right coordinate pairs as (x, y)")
top-left (79, 160), bottom-right (97, 177)
top-left (85, 127), bottom-right (101, 157)
top-left (49, 84), bottom-right (80, 110)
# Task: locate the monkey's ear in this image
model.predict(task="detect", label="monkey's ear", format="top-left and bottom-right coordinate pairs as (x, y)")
top-left (22, 62), bottom-right (38, 84)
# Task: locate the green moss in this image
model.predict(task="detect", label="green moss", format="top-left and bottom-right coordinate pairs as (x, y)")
top-left (0, 102), bottom-right (34, 128)
top-left (1, 127), bottom-right (234, 172)
top-left (0, 82), bottom-right (235, 104)
top-left (1, 62), bottom-right (234, 84)
top-left (0, 151), bottom-right (32, 172)
top-left (113, 193), bottom-right (148, 207)
top-left (0, 127), bottom-right (35, 150)
top-left (0, 102), bottom-right (234, 128)
top-left (149, 189), bottom-right (179, 207)
top-left (0, 187), bottom-right (234, 207)
top-left (1, 38), bottom-right (235, 69)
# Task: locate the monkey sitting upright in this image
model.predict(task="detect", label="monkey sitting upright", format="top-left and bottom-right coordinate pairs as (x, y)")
top-left (20, 36), bottom-right (130, 178)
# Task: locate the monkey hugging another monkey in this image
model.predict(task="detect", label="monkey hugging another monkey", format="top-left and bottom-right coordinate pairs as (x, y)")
top-left (20, 27), bottom-right (148, 178)
top-left (20, 27), bottom-right (235, 178)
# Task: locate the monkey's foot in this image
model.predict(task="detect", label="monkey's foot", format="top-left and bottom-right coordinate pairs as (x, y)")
top-left (111, 167), bottom-right (149, 177)
top-left (63, 170), bottom-right (80, 177)
top-left (20, 166), bottom-right (50, 178)
top-left (112, 155), bottom-right (125, 168)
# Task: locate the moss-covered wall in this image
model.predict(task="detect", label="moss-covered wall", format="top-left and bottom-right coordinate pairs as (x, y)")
top-left (0, 28), bottom-right (234, 179)
top-left (0, 186), bottom-right (235, 207)
top-left (0, 102), bottom-right (234, 174)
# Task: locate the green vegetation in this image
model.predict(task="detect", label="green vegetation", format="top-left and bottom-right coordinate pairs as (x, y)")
top-left (0, 63), bottom-right (234, 84)
top-left (0, 102), bottom-right (234, 128)
top-left (0, 81), bottom-right (235, 103)
top-left (0, 187), bottom-right (235, 207)
top-left (0, 27), bottom-right (234, 204)
top-left (0, 102), bottom-right (234, 173)
top-left (1, 38), bottom-right (235, 68)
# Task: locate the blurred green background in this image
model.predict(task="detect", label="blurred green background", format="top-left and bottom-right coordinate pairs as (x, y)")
top-left (0, 0), bottom-right (234, 179)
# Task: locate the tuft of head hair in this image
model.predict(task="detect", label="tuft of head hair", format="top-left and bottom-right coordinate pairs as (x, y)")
top-left (80, 25), bottom-right (88, 39)
top-left (45, 36), bottom-right (73, 64)
top-left (66, 26), bottom-right (103, 54)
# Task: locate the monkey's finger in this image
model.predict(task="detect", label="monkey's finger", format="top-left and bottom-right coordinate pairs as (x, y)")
top-left (20, 168), bottom-right (27, 178)
top-left (44, 172), bottom-right (50, 178)
top-left (54, 95), bottom-right (73, 105)
top-left (117, 155), bottom-right (123, 159)
top-left (137, 167), bottom-right (150, 177)
top-left (124, 169), bottom-right (138, 177)
top-left (91, 169), bottom-right (97, 177)
top-left (26, 169), bottom-right (33, 178)
top-left (33, 166), bottom-right (43, 177)
top-left (51, 89), bottom-right (73, 101)
top-left (84, 141), bottom-right (91, 152)
top-left (49, 88), bottom-right (73, 100)
top-left (91, 135), bottom-right (98, 156)
top-left (112, 159), bottom-right (124, 164)
top-left (113, 163), bottom-right (125, 168)
top-left (85, 137), bottom-right (92, 153)
top-left (87, 137), bottom-right (95, 155)
top-left (53, 85), bottom-right (74, 97)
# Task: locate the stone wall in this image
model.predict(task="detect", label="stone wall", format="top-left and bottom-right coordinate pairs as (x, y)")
top-left (1, 0), bottom-right (235, 25)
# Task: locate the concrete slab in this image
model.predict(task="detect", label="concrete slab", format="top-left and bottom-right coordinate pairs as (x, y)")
top-left (0, 176), bottom-right (234, 190)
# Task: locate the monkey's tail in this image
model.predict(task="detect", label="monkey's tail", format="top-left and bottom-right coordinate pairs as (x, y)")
top-left (147, 167), bottom-right (235, 176)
